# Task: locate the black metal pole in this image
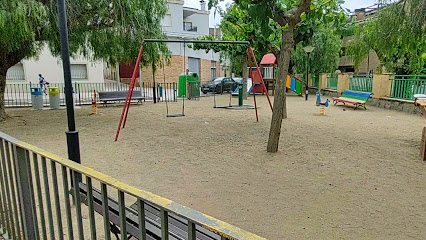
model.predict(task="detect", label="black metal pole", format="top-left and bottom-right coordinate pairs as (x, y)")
top-left (153, 68), bottom-right (157, 103)
top-left (56, 0), bottom-right (81, 168)
top-left (305, 52), bottom-right (310, 101)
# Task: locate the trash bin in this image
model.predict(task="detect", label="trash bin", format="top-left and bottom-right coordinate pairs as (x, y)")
top-left (178, 72), bottom-right (199, 97)
top-left (31, 87), bottom-right (43, 110)
top-left (48, 87), bottom-right (60, 109)
top-left (188, 81), bottom-right (200, 100)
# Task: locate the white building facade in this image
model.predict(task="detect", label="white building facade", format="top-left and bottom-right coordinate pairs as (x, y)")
top-left (6, 0), bottom-right (226, 86)
top-left (6, 46), bottom-right (104, 84)
top-left (137, 0), bottom-right (228, 84)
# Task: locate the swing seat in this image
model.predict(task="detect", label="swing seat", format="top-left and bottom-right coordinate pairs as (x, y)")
top-left (167, 114), bottom-right (185, 118)
top-left (214, 105), bottom-right (232, 109)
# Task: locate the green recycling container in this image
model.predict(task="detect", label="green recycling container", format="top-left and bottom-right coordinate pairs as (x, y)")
top-left (178, 72), bottom-right (199, 97)
top-left (48, 87), bottom-right (60, 109)
top-left (188, 81), bottom-right (200, 100)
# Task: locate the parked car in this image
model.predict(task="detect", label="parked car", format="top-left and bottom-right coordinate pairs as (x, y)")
top-left (202, 77), bottom-right (238, 94)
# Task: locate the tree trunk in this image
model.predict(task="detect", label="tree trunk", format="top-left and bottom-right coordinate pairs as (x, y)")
top-left (0, 70), bottom-right (7, 121)
top-left (241, 55), bottom-right (248, 100)
top-left (266, 28), bottom-right (294, 153)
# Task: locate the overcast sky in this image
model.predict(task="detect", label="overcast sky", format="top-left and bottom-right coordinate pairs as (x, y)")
top-left (183, 0), bottom-right (379, 27)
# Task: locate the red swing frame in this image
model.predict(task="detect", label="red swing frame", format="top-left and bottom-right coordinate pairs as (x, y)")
top-left (115, 40), bottom-right (273, 141)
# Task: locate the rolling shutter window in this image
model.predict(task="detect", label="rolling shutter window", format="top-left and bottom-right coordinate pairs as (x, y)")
top-left (71, 64), bottom-right (88, 80)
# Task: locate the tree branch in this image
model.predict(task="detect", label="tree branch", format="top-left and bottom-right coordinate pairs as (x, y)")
top-left (285, 0), bottom-right (313, 23)
top-left (305, 0), bottom-right (333, 13)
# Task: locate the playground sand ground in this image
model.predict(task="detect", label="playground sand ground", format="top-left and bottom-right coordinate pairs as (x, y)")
top-left (1, 94), bottom-right (426, 239)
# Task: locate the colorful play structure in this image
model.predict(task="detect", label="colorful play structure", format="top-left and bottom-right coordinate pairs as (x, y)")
top-left (315, 90), bottom-right (330, 115)
top-left (259, 53), bottom-right (306, 96)
top-left (115, 40), bottom-right (273, 141)
top-left (231, 53), bottom-right (305, 96)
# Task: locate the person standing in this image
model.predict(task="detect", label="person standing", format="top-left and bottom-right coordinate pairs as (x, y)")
top-left (39, 74), bottom-right (49, 95)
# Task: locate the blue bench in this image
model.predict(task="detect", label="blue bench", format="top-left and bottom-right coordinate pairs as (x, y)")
top-left (332, 90), bottom-right (373, 110)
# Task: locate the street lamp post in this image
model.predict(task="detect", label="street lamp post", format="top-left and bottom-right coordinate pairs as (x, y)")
top-left (303, 46), bottom-right (314, 101)
top-left (56, 0), bottom-right (81, 177)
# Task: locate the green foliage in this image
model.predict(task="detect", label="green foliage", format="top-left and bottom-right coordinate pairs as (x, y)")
top-left (346, 0), bottom-right (426, 74)
top-left (191, 4), bottom-right (268, 76)
top-left (0, 1), bottom-right (47, 61)
top-left (0, 0), bottom-right (168, 68)
top-left (291, 26), bottom-right (342, 75)
top-left (194, 0), bottom-right (348, 77)
top-left (294, 0), bottom-right (350, 44)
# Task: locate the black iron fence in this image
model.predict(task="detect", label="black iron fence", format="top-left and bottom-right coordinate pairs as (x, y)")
top-left (4, 82), bottom-right (178, 107)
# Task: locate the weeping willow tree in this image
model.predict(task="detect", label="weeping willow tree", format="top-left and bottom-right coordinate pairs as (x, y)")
top-left (346, 0), bottom-right (426, 74)
top-left (0, 0), bottom-right (168, 120)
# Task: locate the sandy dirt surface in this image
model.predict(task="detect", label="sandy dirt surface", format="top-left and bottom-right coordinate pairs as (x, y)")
top-left (1, 94), bottom-right (426, 239)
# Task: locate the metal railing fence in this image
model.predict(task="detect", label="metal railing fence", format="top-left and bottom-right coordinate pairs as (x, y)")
top-left (0, 131), bottom-right (265, 240)
top-left (4, 82), bottom-right (178, 107)
top-left (310, 75), bottom-right (319, 88)
top-left (390, 75), bottom-right (426, 100)
top-left (349, 74), bottom-right (373, 92)
top-left (326, 73), bottom-right (338, 90)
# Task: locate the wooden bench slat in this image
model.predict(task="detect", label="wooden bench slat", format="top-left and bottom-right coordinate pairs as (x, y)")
top-left (332, 90), bottom-right (372, 110)
top-left (78, 183), bottom-right (219, 240)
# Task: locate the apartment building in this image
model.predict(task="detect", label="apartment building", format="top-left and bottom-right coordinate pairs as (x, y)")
top-left (125, 0), bottom-right (229, 84)
top-left (338, 5), bottom-right (383, 74)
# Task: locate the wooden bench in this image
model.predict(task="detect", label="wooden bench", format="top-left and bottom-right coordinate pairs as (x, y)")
top-left (78, 183), bottom-right (221, 240)
top-left (413, 94), bottom-right (426, 161)
top-left (332, 90), bottom-right (373, 110)
top-left (98, 91), bottom-right (145, 106)
top-left (414, 94), bottom-right (426, 120)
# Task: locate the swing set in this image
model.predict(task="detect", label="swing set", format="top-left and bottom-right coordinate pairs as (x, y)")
top-left (115, 39), bottom-right (273, 141)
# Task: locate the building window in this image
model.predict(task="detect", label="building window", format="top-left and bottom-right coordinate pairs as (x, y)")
top-left (211, 61), bottom-right (216, 80)
top-left (184, 22), bottom-right (197, 32)
top-left (6, 63), bottom-right (25, 81)
top-left (71, 64), bottom-right (88, 80)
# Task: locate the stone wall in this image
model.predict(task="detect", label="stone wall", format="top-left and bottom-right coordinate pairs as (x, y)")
top-left (368, 98), bottom-right (421, 115)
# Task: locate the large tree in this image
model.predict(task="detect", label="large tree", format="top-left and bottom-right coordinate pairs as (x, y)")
top-left (230, 0), bottom-right (345, 152)
top-left (346, 0), bottom-right (426, 74)
top-left (0, 0), bottom-right (168, 120)
top-left (204, 0), bottom-right (345, 152)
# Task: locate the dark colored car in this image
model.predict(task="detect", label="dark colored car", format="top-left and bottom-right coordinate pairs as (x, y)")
top-left (202, 77), bottom-right (238, 94)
